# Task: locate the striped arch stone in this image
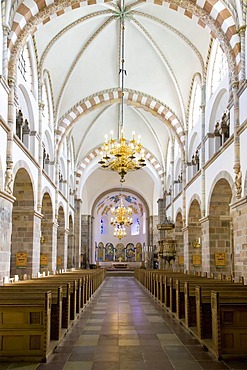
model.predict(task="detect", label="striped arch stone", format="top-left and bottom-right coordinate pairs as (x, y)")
top-left (75, 146), bottom-right (165, 189)
top-left (57, 89), bottom-right (185, 153)
top-left (8, 0), bottom-right (240, 75)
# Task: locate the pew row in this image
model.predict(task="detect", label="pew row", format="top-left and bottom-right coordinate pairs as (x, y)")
top-left (0, 291), bottom-right (52, 362)
top-left (134, 268), bottom-right (247, 360)
top-left (0, 268), bottom-right (105, 362)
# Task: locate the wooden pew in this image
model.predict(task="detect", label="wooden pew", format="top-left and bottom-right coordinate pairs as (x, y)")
top-left (171, 274), bottom-right (235, 317)
top-left (0, 269), bottom-right (106, 363)
top-left (0, 291), bottom-right (52, 362)
top-left (36, 276), bottom-right (80, 318)
top-left (195, 285), bottom-right (247, 340)
top-left (183, 279), bottom-right (244, 328)
top-left (5, 279), bottom-right (75, 326)
top-left (211, 290), bottom-right (247, 359)
top-left (0, 286), bottom-right (63, 341)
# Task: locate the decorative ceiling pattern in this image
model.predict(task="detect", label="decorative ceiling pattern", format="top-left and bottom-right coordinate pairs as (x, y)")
top-left (5, 0), bottom-right (241, 207)
top-left (96, 192), bottom-right (144, 216)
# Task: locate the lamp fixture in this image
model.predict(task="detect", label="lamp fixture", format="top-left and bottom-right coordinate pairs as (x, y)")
top-left (113, 224), bottom-right (127, 240)
top-left (98, 0), bottom-right (146, 183)
top-left (193, 238), bottom-right (201, 248)
top-left (110, 195), bottom-right (132, 228)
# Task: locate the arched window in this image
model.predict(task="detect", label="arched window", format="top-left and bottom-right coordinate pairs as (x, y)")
top-left (211, 44), bottom-right (227, 95)
top-left (143, 212), bottom-right (146, 234)
top-left (18, 44), bottom-right (33, 92)
top-left (131, 216), bottom-right (140, 236)
top-left (100, 219), bottom-right (104, 235)
top-left (136, 218), bottom-right (140, 234)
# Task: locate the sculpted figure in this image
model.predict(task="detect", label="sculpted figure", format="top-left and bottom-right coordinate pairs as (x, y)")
top-left (4, 168), bottom-right (13, 194)
top-left (234, 168), bottom-right (242, 199)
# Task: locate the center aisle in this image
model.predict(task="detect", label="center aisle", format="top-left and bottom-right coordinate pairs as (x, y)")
top-left (35, 276), bottom-right (244, 370)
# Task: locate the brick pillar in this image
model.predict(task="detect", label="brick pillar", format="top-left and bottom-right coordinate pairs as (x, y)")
top-left (182, 226), bottom-right (189, 271)
top-left (52, 221), bottom-right (58, 272)
top-left (200, 216), bottom-right (211, 273)
top-left (0, 193), bottom-right (15, 284)
top-left (230, 198), bottom-right (247, 283)
top-left (174, 212), bottom-right (183, 270)
top-left (157, 198), bottom-right (165, 241)
top-left (81, 215), bottom-right (91, 267)
top-left (64, 229), bottom-right (69, 269)
top-left (32, 211), bottom-right (42, 276)
top-left (74, 199), bottom-right (82, 268)
top-left (208, 216), bottom-right (231, 276)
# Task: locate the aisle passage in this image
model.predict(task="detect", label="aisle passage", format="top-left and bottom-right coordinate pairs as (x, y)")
top-left (5, 277), bottom-right (247, 370)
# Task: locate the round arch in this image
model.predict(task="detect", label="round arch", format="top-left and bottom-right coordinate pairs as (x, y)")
top-left (187, 193), bottom-right (202, 224)
top-left (207, 171), bottom-right (235, 214)
top-left (11, 167), bottom-right (35, 277)
top-left (7, 0), bottom-right (240, 86)
top-left (76, 144), bottom-right (164, 192)
top-left (13, 160), bottom-right (37, 209)
top-left (208, 176), bottom-right (233, 275)
top-left (56, 89), bottom-right (186, 159)
top-left (92, 187), bottom-right (150, 265)
top-left (40, 191), bottom-right (54, 272)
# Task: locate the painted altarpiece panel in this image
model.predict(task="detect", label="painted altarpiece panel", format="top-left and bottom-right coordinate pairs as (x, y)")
top-left (97, 242), bottom-right (104, 262)
top-left (136, 242), bottom-right (142, 262)
top-left (115, 243), bottom-right (125, 262)
top-left (126, 243), bottom-right (135, 262)
top-left (105, 242), bottom-right (114, 262)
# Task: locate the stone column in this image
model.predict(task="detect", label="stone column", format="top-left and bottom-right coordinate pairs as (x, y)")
top-left (64, 228), bottom-right (69, 270)
top-left (74, 198), bottom-right (82, 268)
top-left (2, 25), bottom-right (10, 79)
top-left (4, 77), bottom-right (15, 195)
top-left (32, 211), bottom-right (42, 276)
top-left (170, 140), bottom-right (174, 207)
top-left (230, 197), bottom-right (247, 283)
top-left (37, 81), bottom-right (44, 214)
top-left (157, 198), bottom-right (165, 240)
top-left (200, 84), bottom-right (206, 217)
top-left (182, 226), bottom-right (189, 271)
top-left (52, 220), bottom-right (59, 272)
top-left (200, 216), bottom-right (211, 273)
top-left (182, 159), bottom-right (187, 228)
top-left (238, 26), bottom-right (246, 83)
top-left (81, 215), bottom-right (91, 268)
top-left (232, 83), bottom-right (242, 199)
top-left (0, 192), bottom-right (15, 284)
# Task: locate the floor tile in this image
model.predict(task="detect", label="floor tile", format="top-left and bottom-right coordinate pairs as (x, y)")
top-left (9, 365), bottom-right (38, 370)
top-left (63, 362), bottom-right (93, 370)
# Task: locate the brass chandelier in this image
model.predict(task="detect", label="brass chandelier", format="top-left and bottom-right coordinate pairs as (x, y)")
top-left (110, 183), bottom-right (132, 239)
top-left (110, 195), bottom-right (132, 228)
top-left (98, 0), bottom-right (146, 183)
top-left (113, 224), bottom-right (127, 240)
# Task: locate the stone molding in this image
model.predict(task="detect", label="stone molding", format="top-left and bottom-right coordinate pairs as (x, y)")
top-left (230, 196), bottom-right (247, 210)
top-left (0, 190), bottom-right (16, 203)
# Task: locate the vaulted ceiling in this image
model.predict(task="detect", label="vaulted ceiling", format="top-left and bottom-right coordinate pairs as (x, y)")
top-left (8, 0), bottom-right (239, 213)
top-left (35, 1), bottom-right (210, 163)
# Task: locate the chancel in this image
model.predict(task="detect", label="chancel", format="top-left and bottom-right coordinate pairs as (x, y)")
top-left (0, 0), bottom-right (247, 367)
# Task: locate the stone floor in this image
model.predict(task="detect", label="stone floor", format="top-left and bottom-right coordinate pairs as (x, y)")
top-left (1, 276), bottom-right (247, 370)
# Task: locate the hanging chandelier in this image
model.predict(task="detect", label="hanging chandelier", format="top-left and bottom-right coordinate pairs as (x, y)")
top-left (110, 195), bottom-right (132, 227)
top-left (113, 224), bottom-right (127, 240)
top-left (98, 0), bottom-right (146, 183)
